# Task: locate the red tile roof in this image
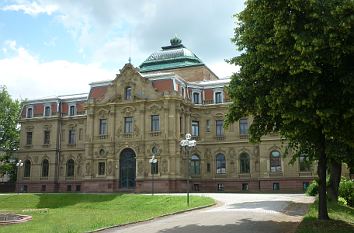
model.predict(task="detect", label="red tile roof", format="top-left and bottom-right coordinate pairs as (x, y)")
top-left (89, 86), bottom-right (108, 100)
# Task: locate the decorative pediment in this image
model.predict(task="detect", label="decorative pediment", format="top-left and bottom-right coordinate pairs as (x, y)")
top-left (121, 106), bottom-right (136, 116)
top-left (149, 104), bottom-right (162, 114)
top-left (98, 108), bottom-right (109, 118)
top-left (213, 112), bottom-right (224, 119)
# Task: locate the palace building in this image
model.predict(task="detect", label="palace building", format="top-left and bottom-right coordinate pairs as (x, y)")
top-left (16, 37), bottom-right (316, 193)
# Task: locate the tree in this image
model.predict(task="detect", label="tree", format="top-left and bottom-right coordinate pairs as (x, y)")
top-left (226, 0), bottom-right (354, 220)
top-left (0, 86), bottom-right (21, 182)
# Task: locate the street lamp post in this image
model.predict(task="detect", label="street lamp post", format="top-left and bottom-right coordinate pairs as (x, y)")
top-left (149, 155), bottom-right (157, 195)
top-left (16, 160), bottom-right (23, 194)
top-left (180, 133), bottom-right (196, 206)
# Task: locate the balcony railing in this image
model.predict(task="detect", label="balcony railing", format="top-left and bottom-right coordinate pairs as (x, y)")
top-left (149, 131), bottom-right (161, 137)
top-left (215, 135), bottom-right (225, 141)
top-left (122, 133), bottom-right (133, 138)
top-left (98, 135), bottom-right (108, 139)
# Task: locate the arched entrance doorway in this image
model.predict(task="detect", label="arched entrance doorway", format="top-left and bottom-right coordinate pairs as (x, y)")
top-left (119, 148), bottom-right (136, 189)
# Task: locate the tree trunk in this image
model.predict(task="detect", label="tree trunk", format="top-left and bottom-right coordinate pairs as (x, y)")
top-left (328, 159), bottom-right (342, 202)
top-left (318, 137), bottom-right (330, 220)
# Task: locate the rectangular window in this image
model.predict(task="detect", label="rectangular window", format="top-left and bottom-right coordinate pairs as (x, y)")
top-left (99, 119), bottom-right (107, 135)
top-left (68, 129), bottom-right (76, 144)
top-left (217, 183), bottom-right (224, 192)
top-left (242, 183), bottom-right (249, 191)
top-left (299, 154), bottom-right (311, 172)
top-left (41, 185), bottom-right (46, 192)
top-left (191, 121), bottom-right (199, 137)
top-left (216, 120), bottom-right (224, 136)
top-left (124, 117), bottom-right (133, 133)
top-left (98, 162), bottom-right (105, 175)
top-left (151, 162), bottom-right (158, 174)
top-left (67, 185), bottom-right (72, 192)
top-left (207, 163), bottom-right (211, 173)
top-left (151, 115), bottom-right (160, 132)
top-left (273, 182), bottom-right (280, 191)
top-left (76, 185), bottom-right (81, 192)
top-left (44, 106), bottom-right (51, 117)
top-left (69, 105), bottom-right (76, 116)
top-left (193, 92), bottom-right (200, 104)
top-left (27, 107), bottom-right (33, 118)
top-left (206, 120), bottom-right (211, 132)
top-left (215, 92), bottom-right (222, 104)
top-left (125, 87), bottom-right (132, 100)
top-left (44, 130), bottom-right (50, 145)
top-left (239, 118), bottom-right (248, 135)
top-left (180, 117), bottom-right (183, 134)
top-left (26, 132), bottom-right (33, 145)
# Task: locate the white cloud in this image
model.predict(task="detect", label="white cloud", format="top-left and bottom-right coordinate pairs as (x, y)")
top-left (209, 61), bottom-right (240, 79)
top-left (0, 41), bottom-right (113, 100)
top-left (1, 1), bottom-right (58, 16)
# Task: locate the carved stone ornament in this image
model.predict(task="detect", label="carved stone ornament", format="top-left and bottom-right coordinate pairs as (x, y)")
top-left (138, 161), bottom-right (144, 176)
top-left (162, 159), bottom-right (168, 174)
top-left (121, 106), bottom-right (136, 116)
top-left (85, 162), bottom-right (91, 176)
top-left (108, 161), bottom-right (113, 175)
top-left (149, 104), bottom-right (161, 114)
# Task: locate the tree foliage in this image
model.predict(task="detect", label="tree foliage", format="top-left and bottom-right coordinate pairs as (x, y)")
top-left (0, 86), bottom-right (21, 181)
top-left (226, 0), bottom-right (354, 220)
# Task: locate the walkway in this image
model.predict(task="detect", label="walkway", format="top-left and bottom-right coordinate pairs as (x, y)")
top-left (98, 193), bottom-right (315, 233)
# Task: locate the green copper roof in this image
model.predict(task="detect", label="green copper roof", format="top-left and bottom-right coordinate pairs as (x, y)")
top-left (139, 37), bottom-right (204, 73)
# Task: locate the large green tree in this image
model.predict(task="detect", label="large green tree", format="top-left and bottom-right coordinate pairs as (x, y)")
top-left (0, 86), bottom-right (21, 181)
top-left (226, 0), bottom-right (354, 220)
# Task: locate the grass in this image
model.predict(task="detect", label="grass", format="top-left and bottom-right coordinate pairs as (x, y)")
top-left (296, 200), bottom-right (354, 233)
top-left (0, 193), bottom-right (214, 233)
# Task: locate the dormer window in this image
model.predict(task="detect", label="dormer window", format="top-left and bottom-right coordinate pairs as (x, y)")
top-left (215, 91), bottom-right (223, 104)
top-left (44, 105), bottom-right (51, 117)
top-left (26, 107), bottom-right (33, 118)
top-left (192, 91), bottom-right (202, 104)
top-left (125, 87), bottom-right (132, 100)
top-left (69, 104), bottom-right (76, 116)
top-left (213, 89), bottom-right (224, 104)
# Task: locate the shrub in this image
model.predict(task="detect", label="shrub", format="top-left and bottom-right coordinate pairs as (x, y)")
top-left (306, 180), bottom-right (318, 196)
top-left (339, 177), bottom-right (354, 207)
top-left (338, 196), bottom-right (347, 206)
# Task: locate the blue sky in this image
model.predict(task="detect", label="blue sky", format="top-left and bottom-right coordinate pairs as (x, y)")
top-left (0, 0), bottom-right (244, 99)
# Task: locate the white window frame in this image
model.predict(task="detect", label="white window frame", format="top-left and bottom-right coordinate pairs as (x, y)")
top-left (68, 104), bottom-right (76, 116)
top-left (43, 104), bottom-right (51, 117)
top-left (26, 106), bottom-right (33, 118)
top-left (192, 89), bottom-right (202, 104)
top-left (213, 88), bottom-right (224, 104)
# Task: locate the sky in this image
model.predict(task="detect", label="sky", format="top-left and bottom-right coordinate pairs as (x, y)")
top-left (0, 0), bottom-right (244, 100)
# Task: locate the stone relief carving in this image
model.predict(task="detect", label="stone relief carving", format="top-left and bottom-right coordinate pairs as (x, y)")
top-left (85, 161), bottom-right (91, 176)
top-left (137, 161), bottom-right (144, 176)
top-left (121, 106), bottom-right (136, 116)
top-left (161, 159), bottom-right (168, 174)
top-left (108, 161), bottom-right (113, 175)
top-left (205, 148), bottom-right (211, 161)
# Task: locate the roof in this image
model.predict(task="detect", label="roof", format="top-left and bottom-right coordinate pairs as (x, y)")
top-left (139, 37), bottom-right (204, 73)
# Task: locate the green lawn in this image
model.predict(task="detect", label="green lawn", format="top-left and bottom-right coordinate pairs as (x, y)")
top-left (296, 201), bottom-right (354, 233)
top-left (0, 194), bottom-right (214, 233)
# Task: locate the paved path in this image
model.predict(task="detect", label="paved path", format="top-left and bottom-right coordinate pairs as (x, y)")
top-left (98, 193), bottom-right (315, 233)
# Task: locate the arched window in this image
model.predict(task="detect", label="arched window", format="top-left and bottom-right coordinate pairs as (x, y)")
top-left (125, 87), bottom-right (132, 100)
top-left (240, 153), bottom-right (250, 173)
top-left (66, 159), bottom-right (75, 177)
top-left (190, 155), bottom-right (200, 176)
top-left (24, 160), bottom-right (31, 177)
top-left (41, 159), bottom-right (49, 177)
top-left (270, 150), bottom-right (281, 172)
top-left (216, 153), bottom-right (226, 174)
